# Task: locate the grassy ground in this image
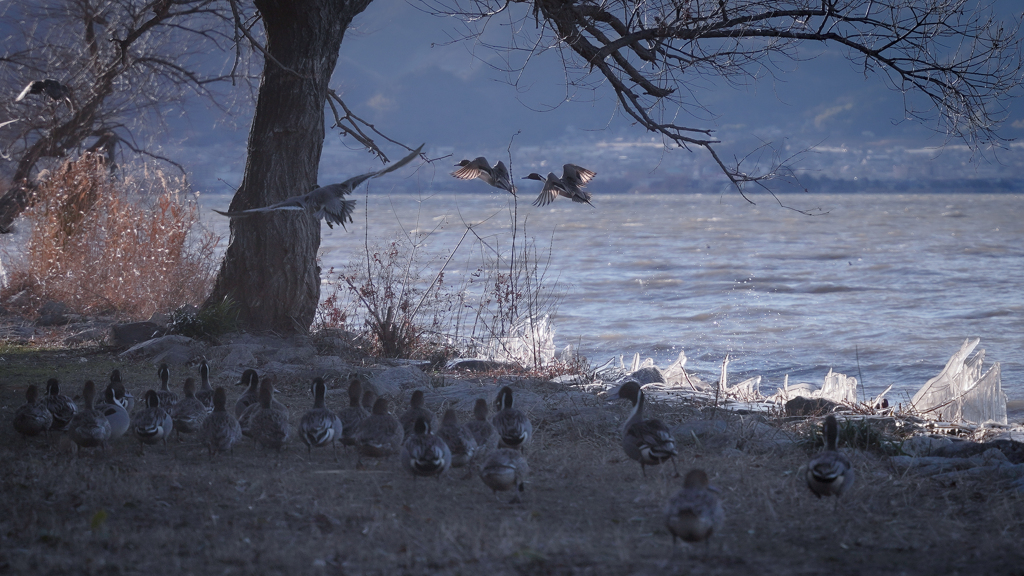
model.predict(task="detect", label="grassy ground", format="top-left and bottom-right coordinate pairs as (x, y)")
top-left (2, 345), bottom-right (1023, 576)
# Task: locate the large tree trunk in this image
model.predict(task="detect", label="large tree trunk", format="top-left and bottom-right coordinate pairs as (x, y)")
top-left (206, 0), bottom-right (372, 333)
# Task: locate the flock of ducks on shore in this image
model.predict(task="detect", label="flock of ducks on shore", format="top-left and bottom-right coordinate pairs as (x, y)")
top-left (11, 363), bottom-right (854, 549)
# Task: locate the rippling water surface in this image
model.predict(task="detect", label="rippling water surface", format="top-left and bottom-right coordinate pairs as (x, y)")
top-left (205, 191), bottom-right (1023, 401)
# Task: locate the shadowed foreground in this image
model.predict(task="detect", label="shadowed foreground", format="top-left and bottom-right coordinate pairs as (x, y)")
top-left (1, 356), bottom-right (1022, 575)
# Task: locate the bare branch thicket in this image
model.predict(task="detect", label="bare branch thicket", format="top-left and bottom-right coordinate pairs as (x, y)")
top-left (0, 0), bottom-right (257, 231)
top-left (421, 0), bottom-right (1024, 201)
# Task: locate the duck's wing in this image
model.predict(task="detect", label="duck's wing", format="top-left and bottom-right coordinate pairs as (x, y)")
top-left (492, 161), bottom-right (516, 194)
top-left (563, 164), bottom-right (596, 186)
top-left (532, 175), bottom-right (564, 207)
top-left (451, 157), bottom-right (493, 182)
top-left (213, 145), bottom-right (421, 222)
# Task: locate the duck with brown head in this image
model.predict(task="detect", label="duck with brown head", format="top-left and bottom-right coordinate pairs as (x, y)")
top-left (436, 409), bottom-right (477, 469)
top-left (610, 381), bottom-right (678, 477)
top-left (300, 377), bottom-right (343, 459)
top-left (199, 387), bottom-right (242, 456)
top-left (355, 398), bottom-right (404, 462)
top-left (13, 384), bottom-right (53, 438)
top-left (665, 469), bottom-right (724, 549)
top-left (805, 414), bottom-right (855, 499)
top-left (399, 390), bottom-right (435, 437)
top-left (479, 448), bottom-right (530, 503)
top-left (132, 390), bottom-right (173, 452)
top-left (464, 398), bottom-right (499, 452)
top-left (155, 363), bottom-right (178, 408)
top-left (401, 417), bottom-right (451, 480)
top-left (492, 387), bottom-right (532, 450)
top-left (42, 378), bottom-right (77, 431)
top-left (171, 378), bottom-right (208, 440)
top-left (337, 377), bottom-right (368, 447)
top-left (68, 380), bottom-right (112, 451)
top-left (250, 378), bottom-right (291, 452)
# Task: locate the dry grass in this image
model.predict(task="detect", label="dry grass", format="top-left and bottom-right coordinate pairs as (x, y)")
top-left (2, 350), bottom-right (1023, 575)
top-left (1, 154), bottom-right (219, 319)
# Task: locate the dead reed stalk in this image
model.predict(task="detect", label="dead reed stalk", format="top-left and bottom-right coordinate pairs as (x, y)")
top-left (0, 154), bottom-right (219, 319)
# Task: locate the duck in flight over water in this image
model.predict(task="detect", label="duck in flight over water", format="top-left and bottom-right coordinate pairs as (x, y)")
top-left (523, 164), bottom-right (596, 207)
top-left (214, 145), bottom-right (423, 229)
top-left (451, 157), bottom-right (516, 194)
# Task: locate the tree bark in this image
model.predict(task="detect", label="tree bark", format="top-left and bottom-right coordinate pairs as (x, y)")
top-left (206, 0), bottom-right (373, 333)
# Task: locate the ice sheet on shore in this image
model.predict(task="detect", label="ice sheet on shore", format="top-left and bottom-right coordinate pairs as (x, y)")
top-left (911, 338), bottom-right (1007, 425)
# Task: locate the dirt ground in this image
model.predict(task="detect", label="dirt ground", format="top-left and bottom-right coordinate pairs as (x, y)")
top-left (2, 344), bottom-right (1023, 576)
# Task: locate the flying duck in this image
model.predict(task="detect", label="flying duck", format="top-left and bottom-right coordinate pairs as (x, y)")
top-left (451, 157), bottom-right (516, 194)
top-left (523, 164), bottom-right (596, 206)
top-left (213, 145), bottom-right (423, 229)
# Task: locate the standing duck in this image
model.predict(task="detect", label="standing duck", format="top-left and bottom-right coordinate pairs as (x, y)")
top-left (195, 360), bottom-right (215, 412)
top-left (479, 448), bottom-right (530, 503)
top-left (400, 390), bottom-right (435, 437)
top-left (199, 387), bottom-right (242, 456)
top-left (233, 369), bottom-right (260, 418)
top-left (13, 384), bottom-right (53, 438)
top-left (337, 377), bottom-right (368, 447)
top-left (523, 164), bottom-right (596, 206)
top-left (451, 157), bottom-right (516, 194)
top-left (155, 364), bottom-right (178, 408)
top-left (68, 381), bottom-right (112, 451)
top-left (299, 377), bottom-right (343, 458)
top-left (171, 378), bottom-right (208, 440)
top-left (610, 381), bottom-right (678, 477)
top-left (249, 378), bottom-right (291, 451)
top-left (355, 398), bottom-right (404, 461)
top-left (464, 398), bottom-right (499, 452)
top-left (132, 390), bottom-right (174, 451)
top-left (42, 378), bottom-right (77, 431)
top-left (108, 369), bottom-right (134, 413)
top-left (400, 417), bottom-right (452, 480)
top-left (665, 469), bottom-right (724, 548)
top-left (805, 414), bottom-right (855, 499)
top-left (98, 384), bottom-right (131, 440)
top-left (437, 408), bottom-right (477, 469)
top-left (492, 387), bottom-right (532, 450)
top-left (239, 374), bottom-right (288, 436)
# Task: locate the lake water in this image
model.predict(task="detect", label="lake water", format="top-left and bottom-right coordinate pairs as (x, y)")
top-left (202, 190), bottom-right (1023, 403)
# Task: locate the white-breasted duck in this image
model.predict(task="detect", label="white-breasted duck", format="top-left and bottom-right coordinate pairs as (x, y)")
top-left (132, 389), bottom-right (174, 451)
top-left (249, 378), bottom-right (291, 451)
top-left (108, 369), bottom-right (134, 413)
top-left (195, 360), bottom-right (215, 412)
top-left (68, 381), bottom-right (112, 451)
top-left (299, 377), bottom-right (343, 458)
top-left (337, 377), bottom-right (368, 447)
top-left (399, 390), bottom-right (435, 437)
top-left (464, 398), bottom-right (499, 452)
top-left (171, 378), bottom-right (208, 439)
top-left (42, 378), bottom-right (78, 431)
top-left (664, 469), bottom-right (724, 548)
top-left (610, 381), bottom-right (678, 477)
top-left (451, 157), bottom-right (516, 195)
top-left (198, 387), bottom-right (242, 456)
top-left (479, 448), bottom-right (530, 503)
top-left (400, 416), bottom-right (452, 480)
top-left (98, 384), bottom-right (130, 440)
top-left (155, 363), bottom-right (178, 408)
top-left (805, 414), bottom-right (855, 499)
top-left (13, 384), bottom-right (53, 438)
top-left (437, 408), bottom-right (477, 469)
top-left (523, 164), bottom-right (596, 207)
top-left (492, 386), bottom-right (532, 450)
top-left (355, 398), bottom-right (404, 461)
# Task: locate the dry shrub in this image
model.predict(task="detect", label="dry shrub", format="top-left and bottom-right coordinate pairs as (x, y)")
top-left (1, 154), bottom-right (219, 319)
